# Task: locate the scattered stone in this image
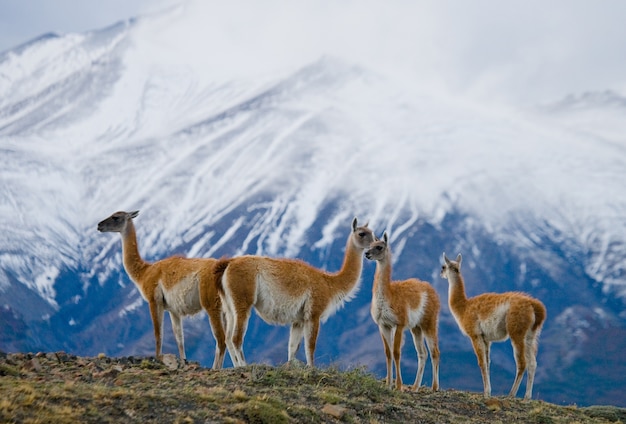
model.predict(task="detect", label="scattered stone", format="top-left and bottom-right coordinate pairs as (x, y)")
top-left (485, 398), bottom-right (502, 412)
top-left (55, 351), bottom-right (72, 363)
top-left (117, 357), bottom-right (131, 366)
top-left (93, 367), bottom-right (120, 380)
top-left (162, 354), bottom-right (179, 370)
top-left (322, 403), bottom-right (347, 419)
top-left (89, 362), bottom-right (104, 373)
top-left (24, 357), bottom-right (42, 372)
top-left (186, 362), bottom-right (200, 371)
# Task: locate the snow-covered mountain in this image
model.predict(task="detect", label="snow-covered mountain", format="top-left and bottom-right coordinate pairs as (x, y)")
top-left (1, 4), bottom-right (626, 407)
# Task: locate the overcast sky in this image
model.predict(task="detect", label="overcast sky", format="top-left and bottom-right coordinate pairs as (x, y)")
top-left (2, 0), bottom-right (626, 104)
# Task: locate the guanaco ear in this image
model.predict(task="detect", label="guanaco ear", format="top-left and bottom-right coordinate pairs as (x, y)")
top-left (352, 217), bottom-right (358, 231)
top-left (456, 253), bottom-right (462, 266)
top-left (129, 210), bottom-right (139, 219)
top-left (383, 232), bottom-right (388, 244)
top-left (443, 252), bottom-right (450, 264)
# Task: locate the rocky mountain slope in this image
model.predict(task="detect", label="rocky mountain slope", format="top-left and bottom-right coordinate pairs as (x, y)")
top-left (2, 351), bottom-right (625, 423)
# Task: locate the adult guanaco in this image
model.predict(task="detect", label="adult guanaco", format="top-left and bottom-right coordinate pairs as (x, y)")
top-left (97, 210), bottom-right (226, 368)
top-left (440, 253), bottom-right (546, 399)
top-left (214, 217), bottom-right (375, 367)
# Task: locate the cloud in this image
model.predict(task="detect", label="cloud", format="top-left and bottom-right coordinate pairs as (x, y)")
top-left (2, 0), bottom-right (626, 104)
top-left (133, 0), bottom-right (626, 103)
top-left (428, 0), bottom-right (626, 102)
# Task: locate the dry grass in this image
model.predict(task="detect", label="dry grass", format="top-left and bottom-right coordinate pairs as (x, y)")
top-left (0, 351), bottom-right (624, 423)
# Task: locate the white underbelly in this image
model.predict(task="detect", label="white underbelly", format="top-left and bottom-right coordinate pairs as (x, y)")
top-left (478, 303), bottom-right (510, 341)
top-left (254, 275), bottom-right (310, 324)
top-left (161, 276), bottom-right (202, 316)
top-left (407, 294), bottom-right (427, 328)
top-left (371, 295), bottom-right (398, 327)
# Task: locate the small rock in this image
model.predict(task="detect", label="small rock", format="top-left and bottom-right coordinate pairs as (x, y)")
top-left (55, 351), bottom-right (71, 363)
top-left (24, 358), bottom-right (42, 372)
top-left (485, 398), bottom-right (502, 412)
top-left (93, 368), bottom-right (120, 380)
top-left (76, 357), bottom-right (89, 367)
top-left (161, 354), bottom-right (179, 370)
top-left (322, 404), bottom-right (347, 419)
top-left (186, 362), bottom-right (200, 371)
top-left (88, 362), bottom-right (104, 372)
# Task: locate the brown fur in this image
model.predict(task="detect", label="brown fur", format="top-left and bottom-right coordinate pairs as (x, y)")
top-left (365, 233), bottom-right (440, 391)
top-left (440, 253), bottom-right (546, 399)
top-left (97, 211), bottom-right (227, 369)
top-left (215, 217), bottom-right (375, 367)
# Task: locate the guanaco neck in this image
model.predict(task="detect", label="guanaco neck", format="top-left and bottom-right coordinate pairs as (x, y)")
top-left (373, 250), bottom-right (392, 300)
top-left (120, 220), bottom-right (150, 283)
top-left (447, 270), bottom-right (468, 315)
top-left (328, 233), bottom-right (365, 294)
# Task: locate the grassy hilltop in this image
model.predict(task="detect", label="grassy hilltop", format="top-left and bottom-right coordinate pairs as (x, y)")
top-left (1, 351), bottom-right (624, 423)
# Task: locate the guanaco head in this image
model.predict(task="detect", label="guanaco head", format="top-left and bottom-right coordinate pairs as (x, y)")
top-left (352, 217), bottom-right (375, 250)
top-left (97, 210), bottom-right (140, 233)
top-left (440, 252), bottom-right (462, 279)
top-left (365, 232), bottom-right (388, 261)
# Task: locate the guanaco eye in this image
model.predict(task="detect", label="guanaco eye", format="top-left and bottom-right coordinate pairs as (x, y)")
top-left (376, 246), bottom-right (383, 251)
top-left (358, 232), bottom-right (366, 237)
